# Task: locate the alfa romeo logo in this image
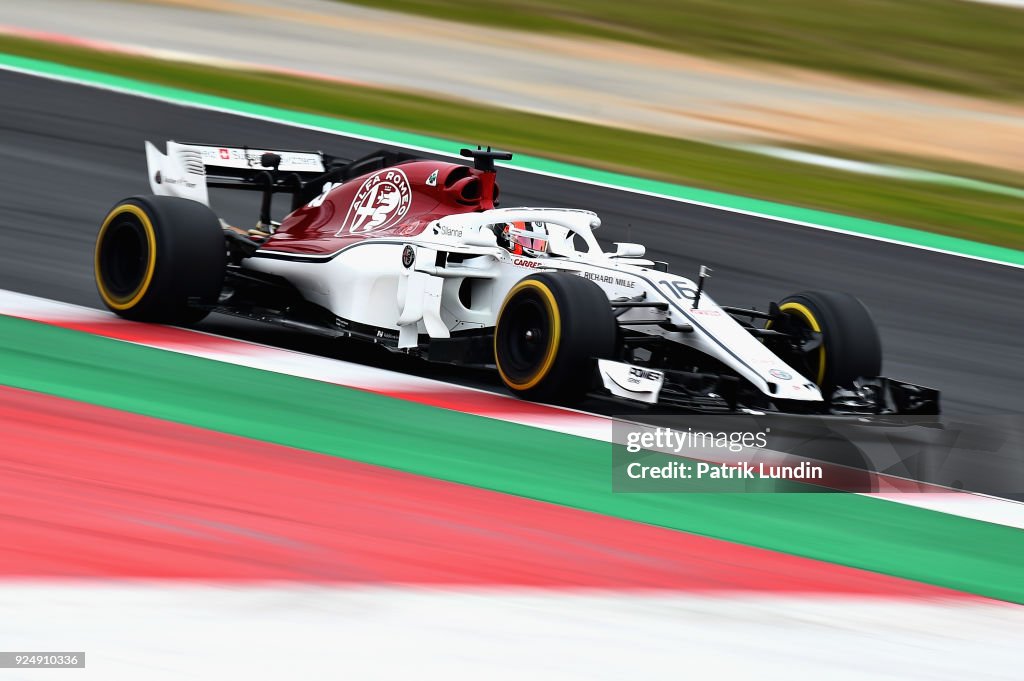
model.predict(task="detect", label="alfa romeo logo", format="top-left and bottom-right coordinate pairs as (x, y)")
top-left (402, 245), bottom-right (415, 269)
top-left (337, 168), bottom-right (412, 236)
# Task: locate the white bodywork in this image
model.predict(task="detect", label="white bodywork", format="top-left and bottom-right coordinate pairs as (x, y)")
top-left (144, 142), bottom-right (821, 404)
top-left (242, 207), bottom-right (823, 404)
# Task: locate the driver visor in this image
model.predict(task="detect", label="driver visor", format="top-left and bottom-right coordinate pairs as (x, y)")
top-left (507, 225), bottom-right (549, 253)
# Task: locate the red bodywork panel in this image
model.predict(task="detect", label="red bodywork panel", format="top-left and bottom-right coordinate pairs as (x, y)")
top-left (261, 160), bottom-right (499, 255)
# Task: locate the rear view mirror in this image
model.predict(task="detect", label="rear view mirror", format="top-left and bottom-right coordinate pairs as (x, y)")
top-left (612, 242), bottom-right (646, 258)
top-left (464, 227), bottom-right (498, 247)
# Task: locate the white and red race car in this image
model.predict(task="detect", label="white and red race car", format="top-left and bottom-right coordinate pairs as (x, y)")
top-left (93, 142), bottom-right (937, 414)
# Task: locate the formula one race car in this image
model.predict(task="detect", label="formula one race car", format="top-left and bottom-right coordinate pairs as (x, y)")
top-left (93, 142), bottom-right (939, 415)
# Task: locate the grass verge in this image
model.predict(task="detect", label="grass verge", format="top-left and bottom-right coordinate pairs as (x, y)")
top-left (1, 33), bottom-right (1022, 250)
top-left (345, 0), bottom-right (1024, 101)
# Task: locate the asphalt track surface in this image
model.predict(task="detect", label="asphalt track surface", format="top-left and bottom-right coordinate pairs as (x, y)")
top-left (1, 71), bottom-right (1022, 495)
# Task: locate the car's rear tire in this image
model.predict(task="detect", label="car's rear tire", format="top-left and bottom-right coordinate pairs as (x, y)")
top-left (772, 290), bottom-right (882, 395)
top-left (94, 195), bottom-right (225, 324)
top-left (495, 273), bottom-right (617, 404)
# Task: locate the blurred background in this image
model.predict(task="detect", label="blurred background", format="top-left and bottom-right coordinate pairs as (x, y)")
top-left (0, 2), bottom-right (1022, 679)
top-left (1, 0), bottom-right (1023, 246)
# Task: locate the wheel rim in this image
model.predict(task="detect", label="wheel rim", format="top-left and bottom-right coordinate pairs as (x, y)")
top-left (100, 219), bottom-right (148, 296)
top-left (495, 282), bottom-right (560, 390)
top-left (777, 303), bottom-right (826, 387)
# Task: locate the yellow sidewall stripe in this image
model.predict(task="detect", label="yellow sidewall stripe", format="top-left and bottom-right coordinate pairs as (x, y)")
top-left (94, 204), bottom-right (157, 311)
top-left (495, 280), bottom-right (562, 391)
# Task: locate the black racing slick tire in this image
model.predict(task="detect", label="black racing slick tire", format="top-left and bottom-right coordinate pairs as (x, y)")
top-left (773, 290), bottom-right (882, 395)
top-left (94, 195), bottom-right (225, 325)
top-left (494, 273), bottom-right (617, 404)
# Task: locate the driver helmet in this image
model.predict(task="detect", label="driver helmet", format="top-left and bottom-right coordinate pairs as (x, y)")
top-left (497, 221), bottom-right (549, 256)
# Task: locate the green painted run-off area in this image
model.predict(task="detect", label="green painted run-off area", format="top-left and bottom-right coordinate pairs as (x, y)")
top-left (1, 314), bottom-right (1021, 602)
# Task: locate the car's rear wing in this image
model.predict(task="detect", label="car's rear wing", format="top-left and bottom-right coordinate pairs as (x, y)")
top-left (144, 140), bottom-right (419, 223)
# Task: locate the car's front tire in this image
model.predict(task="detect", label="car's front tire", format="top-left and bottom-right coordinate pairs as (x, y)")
top-left (495, 273), bottom-right (617, 404)
top-left (94, 195), bottom-right (225, 324)
top-left (771, 290), bottom-right (882, 396)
